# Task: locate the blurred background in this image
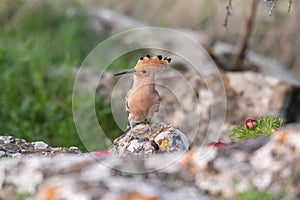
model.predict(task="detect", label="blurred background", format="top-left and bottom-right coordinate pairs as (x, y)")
top-left (0, 0), bottom-right (299, 151)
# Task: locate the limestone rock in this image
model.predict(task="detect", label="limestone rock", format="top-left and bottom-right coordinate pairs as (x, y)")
top-left (109, 122), bottom-right (189, 158)
top-left (224, 71), bottom-right (292, 124)
top-left (32, 141), bottom-right (48, 150)
top-left (0, 136), bottom-right (83, 158)
top-left (250, 124), bottom-right (300, 196)
top-left (178, 124), bottom-right (300, 198)
top-left (0, 155), bottom-right (206, 200)
top-left (1, 123), bottom-right (300, 199)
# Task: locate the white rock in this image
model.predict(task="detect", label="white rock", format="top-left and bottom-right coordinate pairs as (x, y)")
top-left (127, 139), bottom-right (140, 153)
top-left (32, 141), bottom-right (48, 150)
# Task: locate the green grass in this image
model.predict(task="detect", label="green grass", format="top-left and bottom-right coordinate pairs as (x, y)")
top-left (233, 190), bottom-right (293, 200)
top-left (232, 191), bottom-right (281, 200)
top-left (218, 189), bottom-right (295, 200)
top-left (0, 0), bottom-right (148, 151)
top-left (0, 0), bottom-right (104, 150)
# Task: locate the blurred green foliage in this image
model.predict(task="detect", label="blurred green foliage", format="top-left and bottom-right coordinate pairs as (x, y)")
top-left (218, 189), bottom-right (295, 200)
top-left (0, 0), bottom-right (137, 150)
top-left (239, 190), bottom-right (295, 200)
top-left (0, 0), bottom-right (96, 150)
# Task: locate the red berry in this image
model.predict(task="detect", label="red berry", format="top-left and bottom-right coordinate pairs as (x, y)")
top-left (245, 119), bottom-right (257, 129)
top-left (208, 141), bottom-right (227, 148)
top-left (208, 142), bottom-right (217, 147)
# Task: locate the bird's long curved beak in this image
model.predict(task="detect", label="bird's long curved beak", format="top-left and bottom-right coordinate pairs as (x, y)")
top-left (114, 69), bottom-right (136, 76)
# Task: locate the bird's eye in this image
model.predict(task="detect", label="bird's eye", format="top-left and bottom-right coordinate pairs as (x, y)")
top-left (142, 70), bottom-right (146, 74)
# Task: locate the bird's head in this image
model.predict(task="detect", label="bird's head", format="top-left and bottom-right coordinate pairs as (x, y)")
top-left (114, 55), bottom-right (171, 78)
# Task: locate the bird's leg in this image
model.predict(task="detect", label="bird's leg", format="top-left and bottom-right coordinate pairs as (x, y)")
top-left (148, 123), bottom-right (153, 135)
top-left (128, 121), bottom-right (136, 139)
top-left (145, 119), bottom-right (153, 135)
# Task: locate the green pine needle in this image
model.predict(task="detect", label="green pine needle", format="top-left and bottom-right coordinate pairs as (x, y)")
top-left (229, 115), bottom-right (283, 141)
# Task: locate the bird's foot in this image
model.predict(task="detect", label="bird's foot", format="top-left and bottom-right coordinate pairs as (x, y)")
top-left (144, 120), bottom-right (154, 135)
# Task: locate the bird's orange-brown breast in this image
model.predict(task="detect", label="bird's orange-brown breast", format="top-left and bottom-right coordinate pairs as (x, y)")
top-left (127, 84), bottom-right (159, 122)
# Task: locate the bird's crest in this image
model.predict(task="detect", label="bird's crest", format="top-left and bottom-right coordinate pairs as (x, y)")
top-left (135, 55), bottom-right (171, 70)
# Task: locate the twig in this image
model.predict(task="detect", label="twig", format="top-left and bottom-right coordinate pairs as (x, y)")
top-left (268, 0), bottom-right (277, 16)
top-left (223, 0), bottom-right (233, 29)
top-left (232, 0), bottom-right (258, 70)
top-left (288, 0), bottom-right (292, 12)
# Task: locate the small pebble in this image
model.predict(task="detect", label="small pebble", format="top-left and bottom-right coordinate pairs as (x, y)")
top-left (69, 146), bottom-right (79, 151)
top-left (3, 136), bottom-right (15, 144)
top-left (32, 141), bottom-right (49, 150)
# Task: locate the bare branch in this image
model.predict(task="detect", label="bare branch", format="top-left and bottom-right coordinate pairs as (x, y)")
top-left (288, 0), bottom-right (292, 12)
top-left (232, 0), bottom-right (258, 70)
top-left (268, 0), bottom-right (278, 16)
top-left (223, 0), bottom-right (233, 29)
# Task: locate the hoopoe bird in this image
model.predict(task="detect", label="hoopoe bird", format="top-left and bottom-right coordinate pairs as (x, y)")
top-left (114, 55), bottom-right (171, 135)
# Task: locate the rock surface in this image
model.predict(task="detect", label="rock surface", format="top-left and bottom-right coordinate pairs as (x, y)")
top-left (0, 155), bottom-right (206, 200)
top-left (193, 124), bottom-right (300, 198)
top-left (110, 122), bottom-right (189, 158)
top-left (224, 71), bottom-right (291, 124)
top-left (0, 136), bottom-right (82, 158)
top-left (1, 123), bottom-right (300, 199)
